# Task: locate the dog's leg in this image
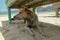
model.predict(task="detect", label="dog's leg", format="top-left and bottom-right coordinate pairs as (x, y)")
top-left (24, 20), bottom-right (26, 23)
top-left (24, 21), bottom-right (34, 36)
top-left (36, 25), bottom-right (48, 38)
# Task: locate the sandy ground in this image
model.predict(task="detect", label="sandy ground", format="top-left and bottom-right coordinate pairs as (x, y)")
top-left (0, 13), bottom-right (60, 40)
top-left (0, 14), bottom-right (16, 40)
top-left (0, 14), bottom-right (16, 27)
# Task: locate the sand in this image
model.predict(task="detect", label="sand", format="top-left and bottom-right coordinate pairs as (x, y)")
top-left (0, 13), bottom-right (60, 40)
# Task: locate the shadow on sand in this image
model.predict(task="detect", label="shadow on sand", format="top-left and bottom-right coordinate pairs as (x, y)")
top-left (0, 21), bottom-right (60, 40)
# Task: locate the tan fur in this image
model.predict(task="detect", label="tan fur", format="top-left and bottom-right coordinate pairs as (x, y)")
top-left (12, 7), bottom-right (47, 37)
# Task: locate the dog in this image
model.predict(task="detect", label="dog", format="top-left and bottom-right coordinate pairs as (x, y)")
top-left (12, 7), bottom-right (47, 37)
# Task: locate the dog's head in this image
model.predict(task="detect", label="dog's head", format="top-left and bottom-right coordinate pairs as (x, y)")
top-left (12, 7), bottom-right (34, 21)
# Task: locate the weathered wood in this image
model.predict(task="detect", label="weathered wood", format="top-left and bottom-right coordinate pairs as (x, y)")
top-left (5, 0), bottom-right (60, 8)
top-left (29, 0), bottom-right (60, 8)
top-left (5, 0), bottom-right (34, 8)
top-left (53, 2), bottom-right (60, 11)
top-left (33, 7), bottom-right (36, 13)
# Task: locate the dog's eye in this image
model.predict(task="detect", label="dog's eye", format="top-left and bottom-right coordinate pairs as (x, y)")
top-left (27, 13), bottom-right (30, 14)
top-left (20, 12), bottom-right (22, 14)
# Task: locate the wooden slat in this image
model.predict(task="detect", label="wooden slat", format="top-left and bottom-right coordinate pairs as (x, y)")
top-left (5, 0), bottom-right (42, 8)
top-left (9, 0), bottom-right (26, 8)
top-left (5, 0), bottom-right (60, 8)
top-left (28, 0), bottom-right (60, 8)
top-left (25, 0), bottom-right (42, 5)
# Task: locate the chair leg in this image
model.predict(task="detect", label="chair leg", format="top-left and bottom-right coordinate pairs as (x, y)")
top-left (8, 8), bottom-right (12, 23)
top-left (56, 8), bottom-right (59, 17)
top-left (33, 7), bottom-right (36, 13)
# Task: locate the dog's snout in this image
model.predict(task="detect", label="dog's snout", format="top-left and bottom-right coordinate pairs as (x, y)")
top-left (11, 18), bottom-right (14, 20)
top-left (14, 16), bottom-right (16, 18)
top-left (11, 16), bottom-right (17, 20)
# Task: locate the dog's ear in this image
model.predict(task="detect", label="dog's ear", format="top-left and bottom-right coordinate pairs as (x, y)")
top-left (24, 7), bottom-right (28, 11)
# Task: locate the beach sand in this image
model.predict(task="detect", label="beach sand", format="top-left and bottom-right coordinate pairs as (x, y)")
top-left (0, 14), bottom-right (17, 27)
top-left (0, 14), bottom-right (16, 40)
top-left (0, 13), bottom-right (60, 40)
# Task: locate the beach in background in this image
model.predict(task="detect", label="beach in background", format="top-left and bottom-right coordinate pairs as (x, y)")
top-left (0, 13), bottom-right (17, 27)
top-left (0, 12), bottom-right (60, 27)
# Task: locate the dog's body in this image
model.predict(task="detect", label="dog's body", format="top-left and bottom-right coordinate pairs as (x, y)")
top-left (13, 7), bottom-right (39, 30)
top-left (12, 7), bottom-right (40, 33)
top-left (12, 7), bottom-right (46, 37)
